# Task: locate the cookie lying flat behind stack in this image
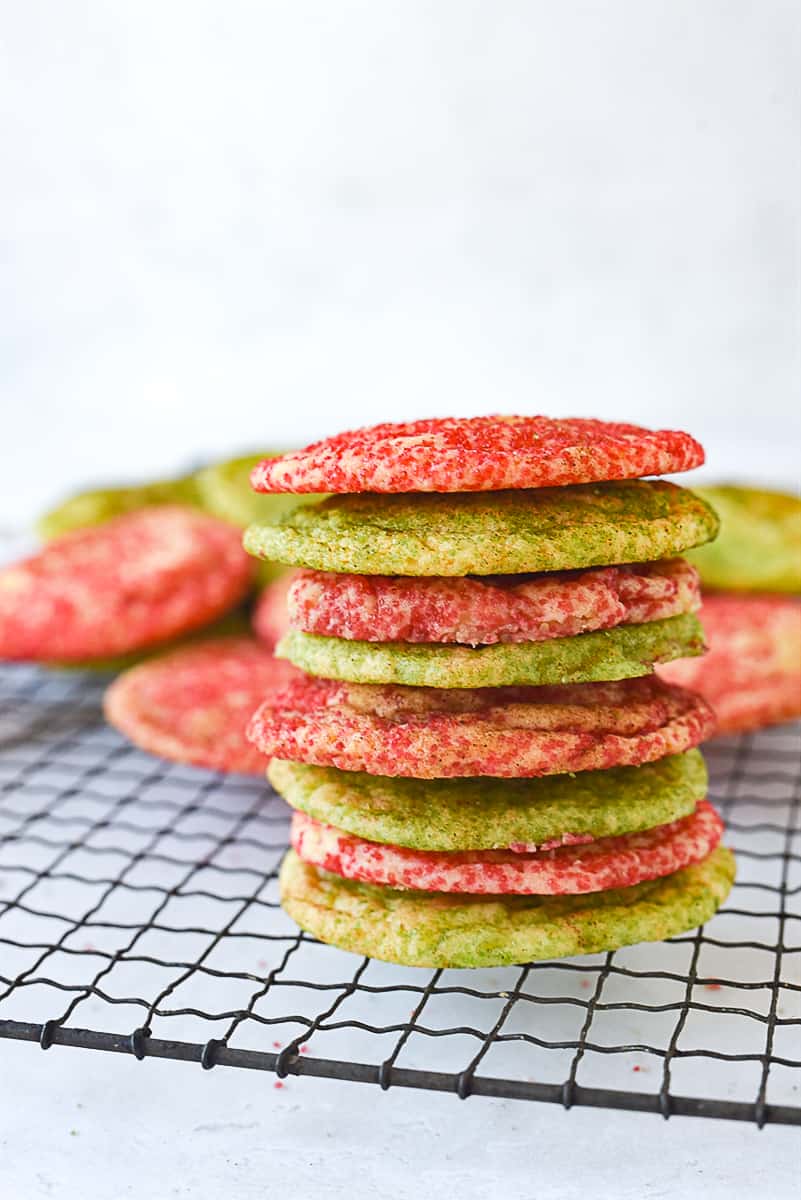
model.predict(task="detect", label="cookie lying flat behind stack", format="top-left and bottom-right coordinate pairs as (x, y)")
top-left (661, 593), bottom-right (801, 735)
top-left (105, 636), bottom-right (297, 775)
top-left (244, 416), bottom-right (734, 969)
top-left (687, 485), bottom-right (801, 594)
top-left (0, 507), bottom-right (255, 666)
top-left (662, 486), bottom-right (801, 735)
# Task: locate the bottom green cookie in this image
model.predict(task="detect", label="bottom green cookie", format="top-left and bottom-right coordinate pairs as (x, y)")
top-left (279, 845), bottom-right (735, 968)
top-left (277, 613), bottom-right (704, 689)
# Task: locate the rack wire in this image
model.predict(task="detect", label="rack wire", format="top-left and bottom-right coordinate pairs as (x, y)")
top-left (0, 661), bottom-right (798, 1125)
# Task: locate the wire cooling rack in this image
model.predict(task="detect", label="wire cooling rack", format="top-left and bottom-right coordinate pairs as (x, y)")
top-left (0, 662), bottom-right (798, 1126)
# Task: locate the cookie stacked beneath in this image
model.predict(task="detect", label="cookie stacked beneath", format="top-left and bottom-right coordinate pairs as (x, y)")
top-left (244, 417), bottom-right (735, 968)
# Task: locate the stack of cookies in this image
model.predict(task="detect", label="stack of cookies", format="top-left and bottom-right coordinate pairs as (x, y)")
top-left (244, 417), bottom-right (736, 969)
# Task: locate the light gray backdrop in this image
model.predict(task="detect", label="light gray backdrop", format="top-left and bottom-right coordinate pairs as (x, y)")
top-left (2, 0), bottom-right (799, 523)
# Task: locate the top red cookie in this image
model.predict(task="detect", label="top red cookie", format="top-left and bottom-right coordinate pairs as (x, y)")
top-left (250, 416), bottom-right (705, 494)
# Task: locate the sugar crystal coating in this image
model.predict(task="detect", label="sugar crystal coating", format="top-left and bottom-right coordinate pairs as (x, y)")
top-left (279, 845), bottom-right (735, 967)
top-left (268, 751), bottom-right (708, 851)
top-left (252, 574), bottom-right (293, 649)
top-left (105, 636), bottom-right (298, 775)
top-left (284, 559), bottom-right (700, 645)
top-left (660, 594), bottom-right (801, 735)
top-left (251, 415), bottom-right (705, 494)
top-left (0, 506), bottom-right (255, 663)
top-left (244, 481), bottom-right (718, 576)
top-left (291, 801), bottom-right (723, 894)
top-left (249, 674), bottom-right (716, 779)
top-left (277, 613), bottom-right (705, 689)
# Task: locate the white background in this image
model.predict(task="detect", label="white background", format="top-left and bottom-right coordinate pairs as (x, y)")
top-left (1, 3), bottom-right (800, 1196)
top-left (2, 0), bottom-right (800, 526)
top-left (1, 1037), bottom-right (799, 1200)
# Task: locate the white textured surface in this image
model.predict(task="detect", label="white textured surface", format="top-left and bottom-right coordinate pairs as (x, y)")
top-left (1, 1038), bottom-right (799, 1200)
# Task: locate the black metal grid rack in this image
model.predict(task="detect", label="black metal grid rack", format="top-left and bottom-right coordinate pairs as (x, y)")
top-left (0, 662), bottom-right (799, 1126)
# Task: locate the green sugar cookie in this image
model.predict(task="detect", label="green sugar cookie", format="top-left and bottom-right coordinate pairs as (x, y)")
top-left (195, 452), bottom-right (327, 526)
top-left (244, 481), bottom-right (718, 576)
top-left (269, 750), bottom-right (708, 852)
top-left (687, 485), bottom-right (801, 593)
top-left (276, 613), bottom-right (705, 689)
top-left (37, 475), bottom-right (203, 540)
top-left (197, 453), bottom-right (327, 583)
top-left (279, 845), bottom-right (735, 968)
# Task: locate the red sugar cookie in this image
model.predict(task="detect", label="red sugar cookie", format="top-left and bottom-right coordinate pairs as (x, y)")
top-left (248, 674), bottom-right (715, 779)
top-left (251, 416), bottom-right (705, 494)
top-left (290, 800), bottom-right (723, 894)
top-left (252, 574), bottom-right (294, 649)
top-left (104, 636), bottom-right (298, 775)
top-left (283, 559), bottom-right (700, 645)
top-left (660, 594), bottom-right (801, 735)
top-left (0, 507), bottom-right (254, 663)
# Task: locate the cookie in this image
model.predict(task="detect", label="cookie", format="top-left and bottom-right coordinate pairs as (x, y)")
top-left (290, 800), bottom-right (723, 894)
top-left (688, 485), bottom-right (801, 593)
top-left (695, 676), bottom-right (801, 737)
top-left (251, 416), bottom-right (704, 494)
top-left (249, 675), bottom-right (715, 778)
top-left (0, 506), bottom-right (255, 663)
top-left (37, 475), bottom-right (203, 540)
top-left (196, 453), bottom-right (285, 528)
top-left (244, 481), bottom-right (718, 576)
top-left (660, 594), bottom-right (801, 735)
top-left (253, 574), bottom-right (294, 649)
top-left (268, 750), bottom-right (707, 851)
top-left (50, 608), bottom-right (252, 674)
top-left (195, 454), bottom-right (327, 584)
top-left (279, 844), bottom-right (735, 967)
top-left (196, 452), bottom-right (326, 524)
top-left (277, 613), bottom-right (704, 689)
top-left (104, 636), bottom-right (298, 775)
top-left (285, 559), bottom-right (700, 645)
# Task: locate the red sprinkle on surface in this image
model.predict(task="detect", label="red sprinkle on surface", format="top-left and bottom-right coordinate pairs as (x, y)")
top-left (273, 1081), bottom-right (285, 1090)
top-left (104, 637), bottom-right (299, 775)
top-left (660, 594), bottom-right (801, 735)
top-left (272, 1041), bottom-right (282, 1048)
top-left (0, 506), bottom-right (254, 662)
top-left (250, 416), bottom-right (705, 494)
top-left (290, 802), bottom-right (723, 894)
top-left (705, 983), bottom-right (723, 992)
top-left (247, 674), bottom-right (716, 779)
top-left (281, 560), bottom-right (700, 645)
